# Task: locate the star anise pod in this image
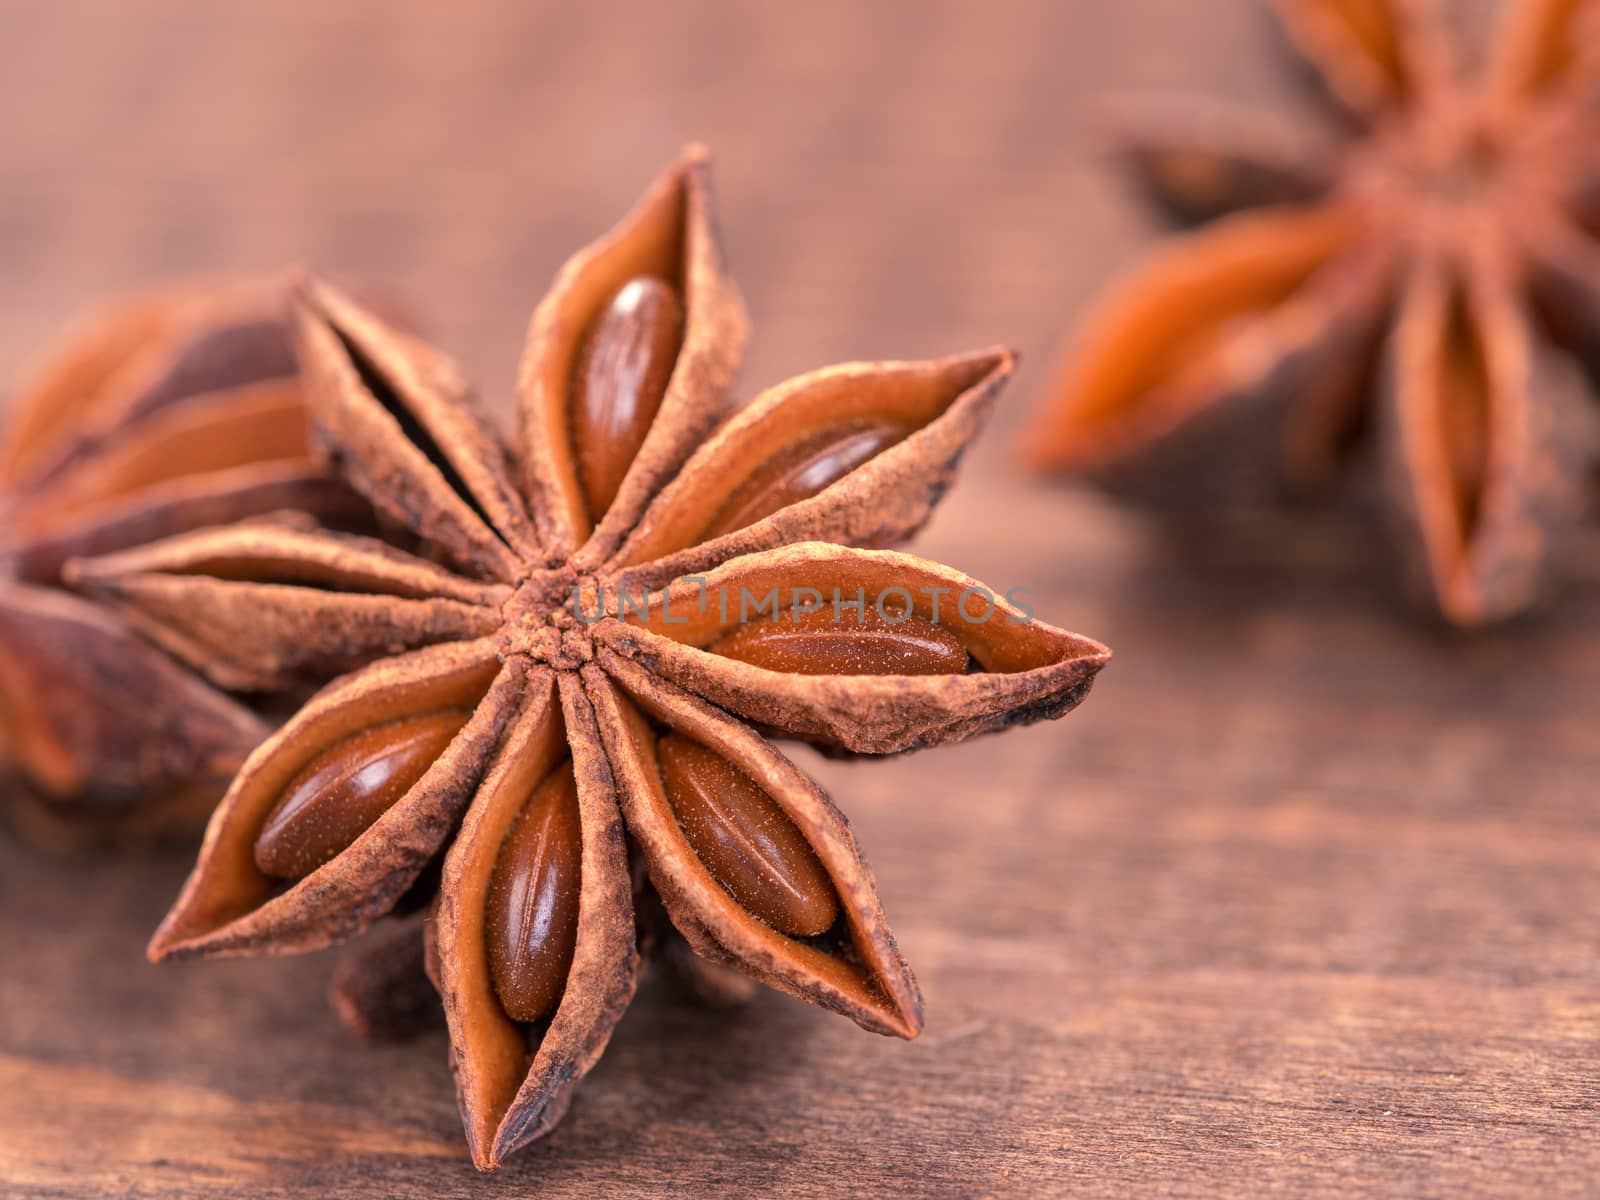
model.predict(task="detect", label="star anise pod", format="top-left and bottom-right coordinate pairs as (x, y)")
top-left (0, 281), bottom-right (368, 847)
top-left (1024, 0), bottom-right (1600, 626)
top-left (72, 147), bottom-right (1110, 1168)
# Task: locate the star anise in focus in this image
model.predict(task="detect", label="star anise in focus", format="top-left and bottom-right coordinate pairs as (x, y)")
top-left (71, 148), bottom-right (1109, 1168)
top-left (0, 282), bottom-right (368, 847)
top-left (1025, 0), bottom-right (1600, 625)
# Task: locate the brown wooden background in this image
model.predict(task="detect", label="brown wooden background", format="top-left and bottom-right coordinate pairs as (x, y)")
top-left (1, 1), bottom-right (1596, 1196)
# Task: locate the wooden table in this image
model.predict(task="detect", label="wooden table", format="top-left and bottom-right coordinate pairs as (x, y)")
top-left (1, 2), bottom-right (1595, 1195)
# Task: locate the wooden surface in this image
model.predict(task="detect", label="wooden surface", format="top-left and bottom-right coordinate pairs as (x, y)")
top-left (1, 1), bottom-right (1597, 1196)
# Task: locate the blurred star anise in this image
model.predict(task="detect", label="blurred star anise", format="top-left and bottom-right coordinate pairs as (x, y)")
top-left (73, 148), bottom-right (1109, 1168)
top-left (1025, 0), bottom-right (1600, 625)
top-left (0, 282), bottom-right (367, 847)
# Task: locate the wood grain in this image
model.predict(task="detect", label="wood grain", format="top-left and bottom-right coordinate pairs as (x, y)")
top-left (1, 1), bottom-right (1596, 1196)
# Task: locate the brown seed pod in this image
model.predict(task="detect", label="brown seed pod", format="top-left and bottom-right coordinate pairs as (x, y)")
top-left (148, 641), bottom-right (514, 958)
top-left (1024, 0), bottom-right (1600, 626)
top-left (590, 659), bottom-right (921, 1040)
top-left (96, 146), bottom-right (1108, 1167)
top-left (654, 731), bottom-right (839, 937)
top-left (431, 670), bottom-right (637, 1165)
top-left (603, 543), bottom-right (1106, 753)
top-left (0, 280), bottom-right (376, 846)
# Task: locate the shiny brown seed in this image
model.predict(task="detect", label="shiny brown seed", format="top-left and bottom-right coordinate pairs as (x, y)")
top-left (1439, 284), bottom-right (1491, 542)
top-left (571, 275), bottom-right (686, 520)
top-left (485, 763), bottom-right (584, 1023)
top-left (709, 605), bottom-right (971, 676)
top-left (656, 734), bottom-right (838, 938)
top-left (254, 710), bottom-right (469, 880)
top-left (702, 419), bottom-right (910, 540)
